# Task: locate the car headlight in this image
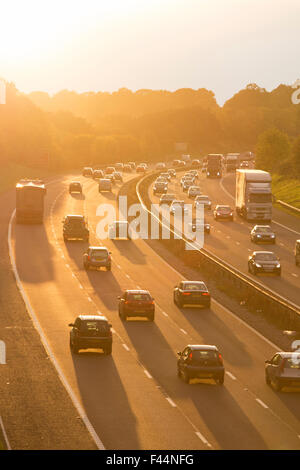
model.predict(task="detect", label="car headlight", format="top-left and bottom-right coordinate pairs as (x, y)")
top-left (271, 234), bottom-right (275, 238)
top-left (256, 234), bottom-right (261, 238)
top-left (276, 263), bottom-right (281, 268)
top-left (207, 172), bottom-right (210, 176)
top-left (255, 263), bottom-right (262, 267)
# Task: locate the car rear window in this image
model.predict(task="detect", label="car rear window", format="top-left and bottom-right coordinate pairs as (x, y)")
top-left (81, 321), bottom-right (108, 332)
top-left (190, 350), bottom-right (219, 363)
top-left (255, 253), bottom-right (277, 261)
top-left (91, 250), bottom-right (108, 258)
top-left (127, 293), bottom-right (151, 301)
top-left (255, 226), bottom-right (272, 233)
top-left (217, 206), bottom-right (231, 212)
top-left (183, 283), bottom-right (207, 291)
top-left (67, 218), bottom-right (84, 226)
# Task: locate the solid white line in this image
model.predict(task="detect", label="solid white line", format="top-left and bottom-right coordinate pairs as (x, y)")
top-left (122, 343), bottom-right (130, 351)
top-left (0, 415), bottom-right (11, 450)
top-left (292, 273), bottom-right (298, 278)
top-left (166, 397), bottom-right (177, 408)
top-left (144, 369), bottom-right (152, 379)
top-left (180, 328), bottom-right (188, 335)
top-left (87, 297), bottom-right (92, 302)
top-left (8, 210), bottom-right (105, 450)
top-left (161, 311), bottom-right (168, 317)
top-left (256, 398), bottom-right (268, 409)
top-left (195, 431), bottom-right (212, 448)
top-left (79, 284), bottom-right (83, 289)
top-left (226, 371), bottom-right (237, 381)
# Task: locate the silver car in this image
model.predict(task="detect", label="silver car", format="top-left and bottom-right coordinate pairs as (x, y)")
top-left (265, 352), bottom-right (300, 391)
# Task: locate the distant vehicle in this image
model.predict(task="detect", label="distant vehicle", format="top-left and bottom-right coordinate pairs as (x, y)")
top-left (136, 165), bottom-right (146, 173)
top-left (214, 205), bottom-right (234, 221)
top-left (93, 169), bottom-right (104, 179)
top-left (63, 215), bottom-right (89, 242)
top-left (123, 164), bottom-right (132, 172)
top-left (187, 170), bottom-right (198, 179)
top-left (248, 251), bottom-right (281, 276)
top-left (115, 163), bottom-right (123, 170)
top-left (172, 159), bottom-right (181, 167)
top-left (108, 221), bottom-right (133, 240)
top-left (128, 162), bottom-right (136, 170)
top-left (177, 345), bottom-right (224, 385)
top-left (16, 179), bottom-right (46, 224)
top-left (159, 172), bottom-right (171, 181)
top-left (82, 167), bottom-right (93, 177)
top-left (191, 159), bottom-right (201, 168)
top-left (83, 246), bottom-right (112, 271)
top-left (153, 181), bottom-right (168, 195)
top-left (188, 219), bottom-right (210, 234)
top-left (173, 281), bottom-right (211, 308)
top-left (178, 160), bottom-right (186, 167)
top-left (206, 154), bottom-right (222, 178)
top-left (250, 225), bottom-right (276, 244)
top-left (181, 154), bottom-right (191, 163)
top-left (225, 153), bottom-right (239, 172)
top-left (182, 180), bottom-right (194, 192)
top-left (265, 352), bottom-right (300, 391)
top-left (156, 162), bottom-right (166, 170)
top-left (105, 166), bottom-right (115, 175)
top-left (188, 186), bottom-right (201, 199)
top-left (69, 181), bottom-right (82, 194)
top-left (295, 240), bottom-right (300, 266)
top-left (201, 164), bottom-right (207, 173)
top-left (181, 175), bottom-right (195, 186)
top-left (194, 195), bottom-right (212, 210)
top-left (118, 290), bottom-right (155, 321)
top-left (170, 200), bottom-right (189, 215)
top-left (98, 178), bottom-right (112, 192)
top-left (69, 315), bottom-right (112, 355)
top-left (106, 173), bottom-right (116, 184)
top-left (240, 160), bottom-right (250, 169)
top-left (159, 194), bottom-right (176, 206)
top-left (155, 176), bottom-right (169, 184)
top-left (236, 169), bottom-right (272, 221)
top-left (167, 169), bottom-right (176, 177)
top-left (113, 171), bottom-right (123, 182)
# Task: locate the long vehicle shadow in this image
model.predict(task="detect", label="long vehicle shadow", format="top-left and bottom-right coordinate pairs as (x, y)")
top-left (70, 193), bottom-right (85, 201)
top-left (70, 352), bottom-right (140, 449)
top-left (110, 240), bottom-right (147, 265)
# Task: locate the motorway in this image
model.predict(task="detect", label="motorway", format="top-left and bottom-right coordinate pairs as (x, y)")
top-left (149, 171), bottom-right (300, 308)
top-left (9, 171), bottom-right (300, 450)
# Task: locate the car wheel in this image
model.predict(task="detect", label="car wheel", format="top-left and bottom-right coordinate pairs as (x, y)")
top-left (104, 344), bottom-right (112, 355)
top-left (177, 367), bottom-right (181, 378)
top-left (106, 265), bottom-right (111, 271)
top-left (182, 370), bottom-right (190, 384)
top-left (273, 378), bottom-right (282, 392)
top-left (217, 375), bottom-right (224, 385)
top-left (72, 342), bottom-right (79, 354)
top-left (173, 293), bottom-right (177, 304)
top-left (148, 313), bottom-right (155, 322)
top-left (63, 236), bottom-right (68, 242)
top-left (84, 263), bottom-right (89, 270)
top-left (276, 270), bottom-right (281, 276)
top-left (265, 372), bottom-right (271, 385)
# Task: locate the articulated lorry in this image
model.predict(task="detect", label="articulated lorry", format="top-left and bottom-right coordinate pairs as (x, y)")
top-left (16, 179), bottom-right (46, 223)
top-left (206, 154), bottom-right (222, 178)
top-left (236, 169), bottom-right (272, 221)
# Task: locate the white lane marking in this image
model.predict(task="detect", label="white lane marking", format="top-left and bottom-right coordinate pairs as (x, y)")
top-left (65, 264), bottom-right (70, 268)
top-left (122, 343), bottom-right (130, 351)
top-left (161, 311), bottom-right (168, 317)
top-left (144, 369), bottom-right (152, 379)
top-left (0, 415), bottom-right (11, 450)
top-left (256, 398), bottom-right (268, 409)
top-left (111, 328), bottom-right (116, 334)
top-left (166, 397), bottom-right (177, 408)
top-left (87, 297), bottom-right (92, 302)
top-left (195, 431), bottom-right (212, 448)
top-left (226, 371), bottom-right (237, 381)
top-left (79, 284), bottom-right (83, 289)
top-left (279, 243), bottom-right (285, 247)
top-left (8, 210), bottom-right (105, 451)
top-left (61, 255), bottom-right (65, 259)
top-left (180, 328), bottom-right (187, 335)
top-left (226, 236), bottom-right (231, 239)
top-left (236, 242), bottom-right (240, 245)
top-left (291, 273), bottom-right (298, 278)
top-left (116, 264), bottom-right (121, 269)
top-left (125, 274), bottom-right (130, 279)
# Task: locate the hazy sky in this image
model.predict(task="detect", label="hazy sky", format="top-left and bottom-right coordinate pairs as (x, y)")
top-left (1, 0), bottom-right (300, 104)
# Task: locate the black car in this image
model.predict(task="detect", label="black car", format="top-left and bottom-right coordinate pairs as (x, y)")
top-left (69, 315), bottom-right (112, 355)
top-left (63, 215), bottom-right (89, 242)
top-left (82, 167), bottom-right (93, 177)
top-left (159, 194), bottom-right (176, 206)
top-left (153, 181), bottom-right (168, 195)
top-left (177, 345), bottom-right (224, 384)
top-left (250, 225), bottom-right (276, 244)
top-left (118, 290), bottom-right (155, 321)
top-left (248, 251), bottom-right (281, 275)
top-left (214, 205), bottom-right (234, 221)
top-left (69, 181), bottom-right (82, 194)
top-left (83, 246), bottom-right (111, 271)
top-left (265, 352), bottom-right (300, 391)
top-left (93, 169), bottom-right (104, 179)
top-left (173, 281), bottom-right (211, 308)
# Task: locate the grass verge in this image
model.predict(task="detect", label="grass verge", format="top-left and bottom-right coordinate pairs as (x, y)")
top-left (272, 174), bottom-right (300, 209)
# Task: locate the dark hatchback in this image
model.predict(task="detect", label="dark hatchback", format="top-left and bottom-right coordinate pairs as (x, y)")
top-left (177, 345), bottom-right (225, 384)
top-left (173, 281), bottom-right (211, 308)
top-left (69, 315), bottom-right (112, 354)
top-left (118, 290), bottom-right (155, 321)
top-left (69, 181), bottom-right (82, 194)
top-left (214, 205), bottom-right (234, 221)
top-left (63, 215), bottom-right (89, 242)
top-left (83, 246), bottom-right (111, 271)
top-left (250, 225), bottom-right (276, 244)
top-left (248, 251), bottom-right (281, 276)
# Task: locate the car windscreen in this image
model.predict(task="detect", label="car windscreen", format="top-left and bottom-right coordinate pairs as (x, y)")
top-left (127, 293), bottom-right (151, 301)
top-left (255, 253), bottom-right (277, 261)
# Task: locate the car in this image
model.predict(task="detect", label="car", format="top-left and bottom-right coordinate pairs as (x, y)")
top-left (159, 194), bottom-right (176, 206)
top-left (118, 290), bottom-right (155, 321)
top-left (248, 251), bottom-right (281, 276)
top-left (128, 162), bottom-right (136, 170)
top-left (153, 181), bottom-right (168, 195)
top-left (188, 219), bottom-right (211, 234)
top-left (113, 171), bottom-right (123, 182)
top-left (294, 240), bottom-right (300, 266)
top-left (170, 200), bottom-right (189, 215)
top-left (182, 180), bottom-right (194, 192)
top-left (123, 164), bottom-right (132, 172)
top-left (178, 160), bottom-right (186, 167)
top-left (82, 167), bottom-right (93, 177)
top-left (167, 169), bottom-right (176, 178)
top-left (187, 170), bottom-right (198, 179)
top-left (181, 176), bottom-right (195, 187)
top-left (173, 281), bottom-right (211, 308)
top-left (194, 195), bottom-right (212, 210)
top-left (92, 169), bottom-right (104, 179)
top-left (136, 165), bottom-right (146, 173)
top-left (155, 176), bottom-right (168, 183)
top-left (177, 345), bottom-right (224, 384)
top-left (106, 173), bottom-right (116, 184)
top-left (250, 225), bottom-right (276, 244)
top-left (172, 159), bottom-right (181, 167)
top-left (98, 178), bottom-right (112, 192)
top-left (191, 159), bottom-right (201, 168)
top-left (109, 220), bottom-right (133, 240)
top-left (62, 215), bottom-right (89, 242)
top-left (115, 162), bottom-right (123, 170)
top-left (214, 205), bottom-right (234, 221)
top-left (265, 352), bottom-right (300, 391)
top-left (201, 165), bottom-right (207, 173)
top-left (69, 315), bottom-right (112, 355)
top-left (105, 166), bottom-right (115, 175)
top-left (156, 162), bottom-right (166, 170)
top-left (83, 246), bottom-right (112, 271)
top-left (188, 186), bottom-right (201, 199)
top-left (159, 172), bottom-right (171, 181)
top-left (69, 181), bottom-right (82, 194)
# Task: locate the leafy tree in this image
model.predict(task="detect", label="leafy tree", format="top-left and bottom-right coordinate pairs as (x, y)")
top-left (256, 128), bottom-right (291, 173)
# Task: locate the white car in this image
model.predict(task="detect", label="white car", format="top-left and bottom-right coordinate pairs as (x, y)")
top-left (188, 186), bottom-right (201, 198)
top-left (170, 200), bottom-right (189, 215)
top-left (194, 195), bottom-right (212, 210)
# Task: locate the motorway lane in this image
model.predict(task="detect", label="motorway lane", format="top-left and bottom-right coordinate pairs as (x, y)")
top-left (79, 176), bottom-right (300, 449)
top-left (11, 174), bottom-right (208, 450)
top-left (10, 173), bottom-right (300, 449)
top-left (149, 173), bottom-right (300, 307)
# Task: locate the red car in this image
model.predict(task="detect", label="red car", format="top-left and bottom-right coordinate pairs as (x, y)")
top-left (118, 290), bottom-right (155, 321)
